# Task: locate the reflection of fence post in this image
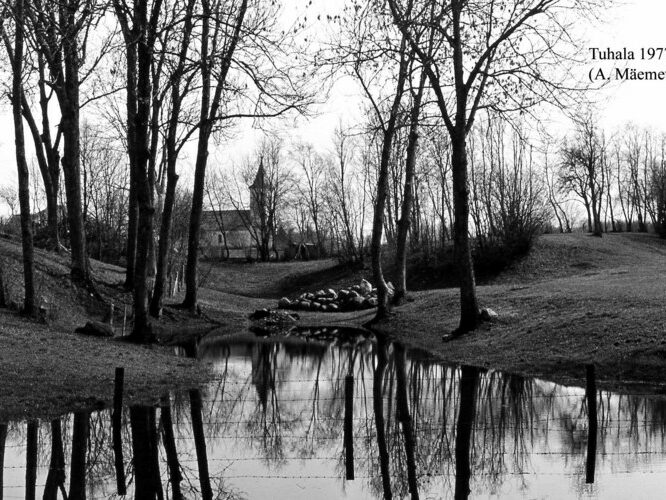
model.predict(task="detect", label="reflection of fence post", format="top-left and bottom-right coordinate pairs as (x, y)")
top-left (26, 421), bottom-right (38, 500)
top-left (113, 367), bottom-right (127, 495)
top-left (586, 364), bottom-right (598, 484)
top-left (344, 374), bottom-right (355, 480)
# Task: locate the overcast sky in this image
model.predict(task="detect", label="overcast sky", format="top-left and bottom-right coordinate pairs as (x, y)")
top-left (0, 0), bottom-right (665, 209)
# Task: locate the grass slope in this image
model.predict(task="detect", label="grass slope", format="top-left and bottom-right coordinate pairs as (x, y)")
top-left (201, 232), bottom-right (666, 392)
top-left (0, 237), bottom-right (209, 421)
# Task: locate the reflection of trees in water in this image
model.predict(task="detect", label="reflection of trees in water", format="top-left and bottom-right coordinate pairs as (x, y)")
top-left (248, 343), bottom-right (286, 464)
top-left (6, 339), bottom-right (666, 498)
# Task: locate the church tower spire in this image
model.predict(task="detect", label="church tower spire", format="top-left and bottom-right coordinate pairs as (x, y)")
top-left (249, 157), bottom-right (266, 222)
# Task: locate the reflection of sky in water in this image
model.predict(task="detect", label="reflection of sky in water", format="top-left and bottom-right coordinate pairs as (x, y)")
top-left (3, 333), bottom-right (666, 499)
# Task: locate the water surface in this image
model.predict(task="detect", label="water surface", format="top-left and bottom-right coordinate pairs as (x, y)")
top-left (2, 330), bottom-right (666, 499)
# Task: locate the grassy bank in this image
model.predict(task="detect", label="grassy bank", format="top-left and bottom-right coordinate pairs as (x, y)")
top-left (2, 231), bottom-right (664, 420)
top-left (0, 238), bottom-right (210, 421)
top-left (204, 232), bottom-right (666, 393)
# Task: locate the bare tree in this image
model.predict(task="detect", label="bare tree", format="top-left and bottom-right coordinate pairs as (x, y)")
top-left (25, 0), bottom-right (111, 282)
top-left (0, 184), bottom-right (18, 218)
top-left (560, 116), bottom-right (605, 237)
top-left (2, 0), bottom-right (35, 314)
top-left (182, 0), bottom-right (248, 312)
top-left (150, 0), bottom-right (197, 317)
top-left (114, 0), bottom-right (163, 341)
top-left (328, 125), bottom-right (364, 262)
top-left (388, 0), bottom-right (605, 332)
top-left (394, 65), bottom-right (428, 305)
top-left (293, 141), bottom-right (328, 256)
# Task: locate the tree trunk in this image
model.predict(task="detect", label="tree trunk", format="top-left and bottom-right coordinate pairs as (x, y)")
top-left (394, 70), bottom-right (426, 305)
top-left (370, 40), bottom-right (409, 321)
top-left (183, 0), bottom-right (213, 312)
top-left (129, 0), bottom-right (160, 342)
top-left (123, 21), bottom-right (139, 290)
top-left (183, 123), bottom-right (211, 311)
top-left (20, 86), bottom-right (61, 250)
top-left (183, 0), bottom-right (247, 311)
top-left (60, 1), bottom-right (88, 282)
top-left (584, 201), bottom-right (592, 232)
top-left (11, 0), bottom-right (35, 315)
top-left (451, 130), bottom-right (479, 332)
top-left (151, 163), bottom-right (178, 317)
top-left (150, 0), bottom-right (194, 316)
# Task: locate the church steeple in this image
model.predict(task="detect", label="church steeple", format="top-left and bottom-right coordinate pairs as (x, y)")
top-left (249, 157), bottom-right (266, 222)
top-left (250, 157), bottom-right (265, 190)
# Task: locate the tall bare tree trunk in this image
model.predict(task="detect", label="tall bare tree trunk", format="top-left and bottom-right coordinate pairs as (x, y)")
top-left (394, 69), bottom-right (426, 305)
top-left (151, 0), bottom-right (195, 317)
top-left (115, 2), bottom-right (140, 289)
top-left (370, 39), bottom-right (409, 321)
top-left (20, 77), bottom-right (61, 250)
top-left (11, 0), bottom-right (35, 315)
top-left (59, 0), bottom-right (89, 282)
top-left (450, 0), bottom-right (479, 333)
top-left (129, 0), bottom-right (161, 342)
top-left (451, 129), bottom-right (479, 332)
top-left (183, 0), bottom-right (247, 312)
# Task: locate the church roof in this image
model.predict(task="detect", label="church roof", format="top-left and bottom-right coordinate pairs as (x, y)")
top-left (201, 209), bottom-right (252, 232)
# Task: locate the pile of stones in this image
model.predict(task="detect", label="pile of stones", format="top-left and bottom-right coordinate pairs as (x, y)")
top-left (277, 279), bottom-right (394, 312)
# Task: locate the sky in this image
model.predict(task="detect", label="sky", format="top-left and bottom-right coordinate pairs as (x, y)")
top-left (0, 0), bottom-right (665, 211)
